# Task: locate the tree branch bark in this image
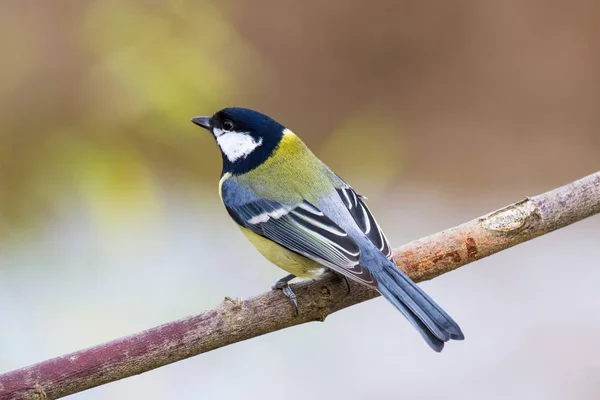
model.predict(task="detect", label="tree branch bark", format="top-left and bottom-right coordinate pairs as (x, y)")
top-left (1, 171), bottom-right (599, 400)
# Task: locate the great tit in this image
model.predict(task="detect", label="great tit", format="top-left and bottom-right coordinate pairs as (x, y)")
top-left (191, 107), bottom-right (463, 351)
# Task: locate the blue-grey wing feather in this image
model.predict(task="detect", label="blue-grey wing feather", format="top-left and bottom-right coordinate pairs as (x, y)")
top-left (332, 175), bottom-right (392, 259)
top-left (221, 178), bottom-right (377, 286)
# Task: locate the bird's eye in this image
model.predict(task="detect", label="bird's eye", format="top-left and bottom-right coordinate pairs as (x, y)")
top-left (222, 120), bottom-right (234, 132)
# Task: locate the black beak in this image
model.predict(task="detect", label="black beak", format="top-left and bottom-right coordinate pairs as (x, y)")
top-left (190, 116), bottom-right (212, 130)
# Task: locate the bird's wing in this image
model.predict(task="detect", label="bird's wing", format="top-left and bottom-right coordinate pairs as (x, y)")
top-left (332, 175), bottom-right (393, 259)
top-left (221, 177), bottom-right (377, 286)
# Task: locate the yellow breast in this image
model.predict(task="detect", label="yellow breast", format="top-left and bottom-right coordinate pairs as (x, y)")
top-left (240, 227), bottom-right (326, 278)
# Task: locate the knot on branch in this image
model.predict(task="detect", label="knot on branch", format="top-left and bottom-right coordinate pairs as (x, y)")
top-left (34, 384), bottom-right (48, 400)
top-left (479, 198), bottom-right (541, 234)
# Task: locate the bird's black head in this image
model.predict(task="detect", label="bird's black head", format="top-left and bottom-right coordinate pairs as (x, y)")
top-left (191, 107), bottom-right (286, 175)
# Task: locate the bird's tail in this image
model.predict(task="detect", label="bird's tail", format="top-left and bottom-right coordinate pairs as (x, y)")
top-left (370, 258), bottom-right (464, 352)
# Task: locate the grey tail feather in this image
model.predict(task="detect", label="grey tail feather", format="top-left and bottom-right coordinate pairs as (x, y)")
top-left (370, 259), bottom-right (464, 352)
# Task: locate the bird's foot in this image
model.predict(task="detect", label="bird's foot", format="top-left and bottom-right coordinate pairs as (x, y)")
top-left (339, 274), bottom-right (352, 298)
top-left (326, 270), bottom-right (351, 298)
top-left (272, 274), bottom-right (299, 316)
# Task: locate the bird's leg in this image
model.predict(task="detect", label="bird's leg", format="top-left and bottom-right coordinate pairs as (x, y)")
top-left (272, 274), bottom-right (298, 315)
top-left (339, 274), bottom-right (352, 297)
top-left (328, 270), bottom-right (351, 297)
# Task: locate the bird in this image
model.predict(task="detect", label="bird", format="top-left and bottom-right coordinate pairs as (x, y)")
top-left (191, 107), bottom-right (464, 351)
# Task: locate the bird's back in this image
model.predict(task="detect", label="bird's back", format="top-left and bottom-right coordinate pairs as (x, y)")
top-left (234, 129), bottom-right (337, 205)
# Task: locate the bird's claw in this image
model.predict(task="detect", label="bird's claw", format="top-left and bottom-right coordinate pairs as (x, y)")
top-left (339, 274), bottom-right (351, 298)
top-left (272, 281), bottom-right (299, 316)
top-left (281, 284), bottom-right (299, 315)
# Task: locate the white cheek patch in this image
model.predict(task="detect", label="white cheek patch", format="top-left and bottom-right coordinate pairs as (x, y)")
top-left (213, 128), bottom-right (225, 137)
top-left (215, 130), bottom-right (263, 162)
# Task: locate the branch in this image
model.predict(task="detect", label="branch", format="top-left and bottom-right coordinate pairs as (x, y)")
top-left (1, 171), bottom-right (599, 400)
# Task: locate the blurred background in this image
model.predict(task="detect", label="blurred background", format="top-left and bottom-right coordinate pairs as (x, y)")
top-left (1, 0), bottom-right (599, 399)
